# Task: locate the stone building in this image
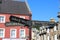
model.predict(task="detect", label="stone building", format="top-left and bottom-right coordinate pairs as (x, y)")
top-left (32, 20), bottom-right (49, 40)
top-left (31, 28), bottom-right (40, 40)
top-left (57, 12), bottom-right (60, 40)
top-left (39, 18), bottom-right (58, 40)
top-left (32, 16), bottom-right (60, 40)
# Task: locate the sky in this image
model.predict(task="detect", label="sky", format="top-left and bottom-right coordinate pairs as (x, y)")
top-left (15, 0), bottom-right (59, 21)
top-left (27, 0), bottom-right (59, 21)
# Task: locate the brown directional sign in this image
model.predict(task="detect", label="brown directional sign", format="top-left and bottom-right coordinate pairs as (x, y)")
top-left (9, 16), bottom-right (32, 26)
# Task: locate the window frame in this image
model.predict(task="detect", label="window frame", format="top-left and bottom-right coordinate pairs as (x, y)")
top-left (0, 28), bottom-right (5, 38)
top-left (19, 29), bottom-right (25, 38)
top-left (0, 15), bottom-right (5, 23)
top-left (10, 29), bottom-right (17, 38)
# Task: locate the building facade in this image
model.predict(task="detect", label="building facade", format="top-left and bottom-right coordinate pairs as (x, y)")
top-left (57, 12), bottom-right (60, 40)
top-left (31, 28), bottom-right (40, 40)
top-left (32, 17), bottom-right (60, 40)
top-left (32, 20), bottom-right (49, 40)
top-left (39, 18), bottom-right (58, 40)
top-left (0, 0), bottom-right (32, 40)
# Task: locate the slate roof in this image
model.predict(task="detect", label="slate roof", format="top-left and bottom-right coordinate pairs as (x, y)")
top-left (32, 20), bottom-right (58, 29)
top-left (32, 20), bottom-right (49, 26)
top-left (0, 0), bottom-right (31, 16)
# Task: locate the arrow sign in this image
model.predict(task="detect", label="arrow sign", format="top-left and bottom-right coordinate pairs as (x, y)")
top-left (9, 16), bottom-right (32, 26)
top-left (5, 22), bottom-right (25, 26)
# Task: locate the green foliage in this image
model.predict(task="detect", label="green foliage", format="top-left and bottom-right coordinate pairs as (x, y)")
top-left (32, 25), bottom-right (40, 30)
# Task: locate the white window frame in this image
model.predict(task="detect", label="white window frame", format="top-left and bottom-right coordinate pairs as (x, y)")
top-left (20, 16), bottom-right (25, 19)
top-left (0, 15), bottom-right (5, 23)
top-left (0, 28), bottom-right (5, 38)
top-left (10, 29), bottom-right (16, 38)
top-left (19, 29), bottom-right (25, 38)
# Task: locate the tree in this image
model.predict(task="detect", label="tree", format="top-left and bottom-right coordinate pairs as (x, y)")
top-left (32, 25), bottom-right (40, 30)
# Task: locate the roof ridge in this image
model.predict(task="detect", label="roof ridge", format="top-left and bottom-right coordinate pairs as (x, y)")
top-left (25, 0), bottom-right (32, 13)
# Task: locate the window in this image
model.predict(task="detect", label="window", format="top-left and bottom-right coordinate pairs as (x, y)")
top-left (0, 28), bottom-right (5, 38)
top-left (20, 29), bottom-right (25, 38)
top-left (0, 15), bottom-right (5, 23)
top-left (10, 29), bottom-right (16, 38)
top-left (20, 16), bottom-right (25, 19)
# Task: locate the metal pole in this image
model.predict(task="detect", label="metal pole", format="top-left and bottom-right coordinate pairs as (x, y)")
top-left (29, 27), bottom-right (31, 40)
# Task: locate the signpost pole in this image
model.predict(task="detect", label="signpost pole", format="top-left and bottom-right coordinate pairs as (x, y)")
top-left (29, 26), bottom-right (31, 40)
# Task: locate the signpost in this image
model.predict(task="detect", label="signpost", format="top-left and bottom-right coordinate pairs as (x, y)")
top-left (9, 16), bottom-right (32, 26)
top-left (5, 22), bottom-right (24, 26)
top-left (9, 16), bottom-right (32, 40)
